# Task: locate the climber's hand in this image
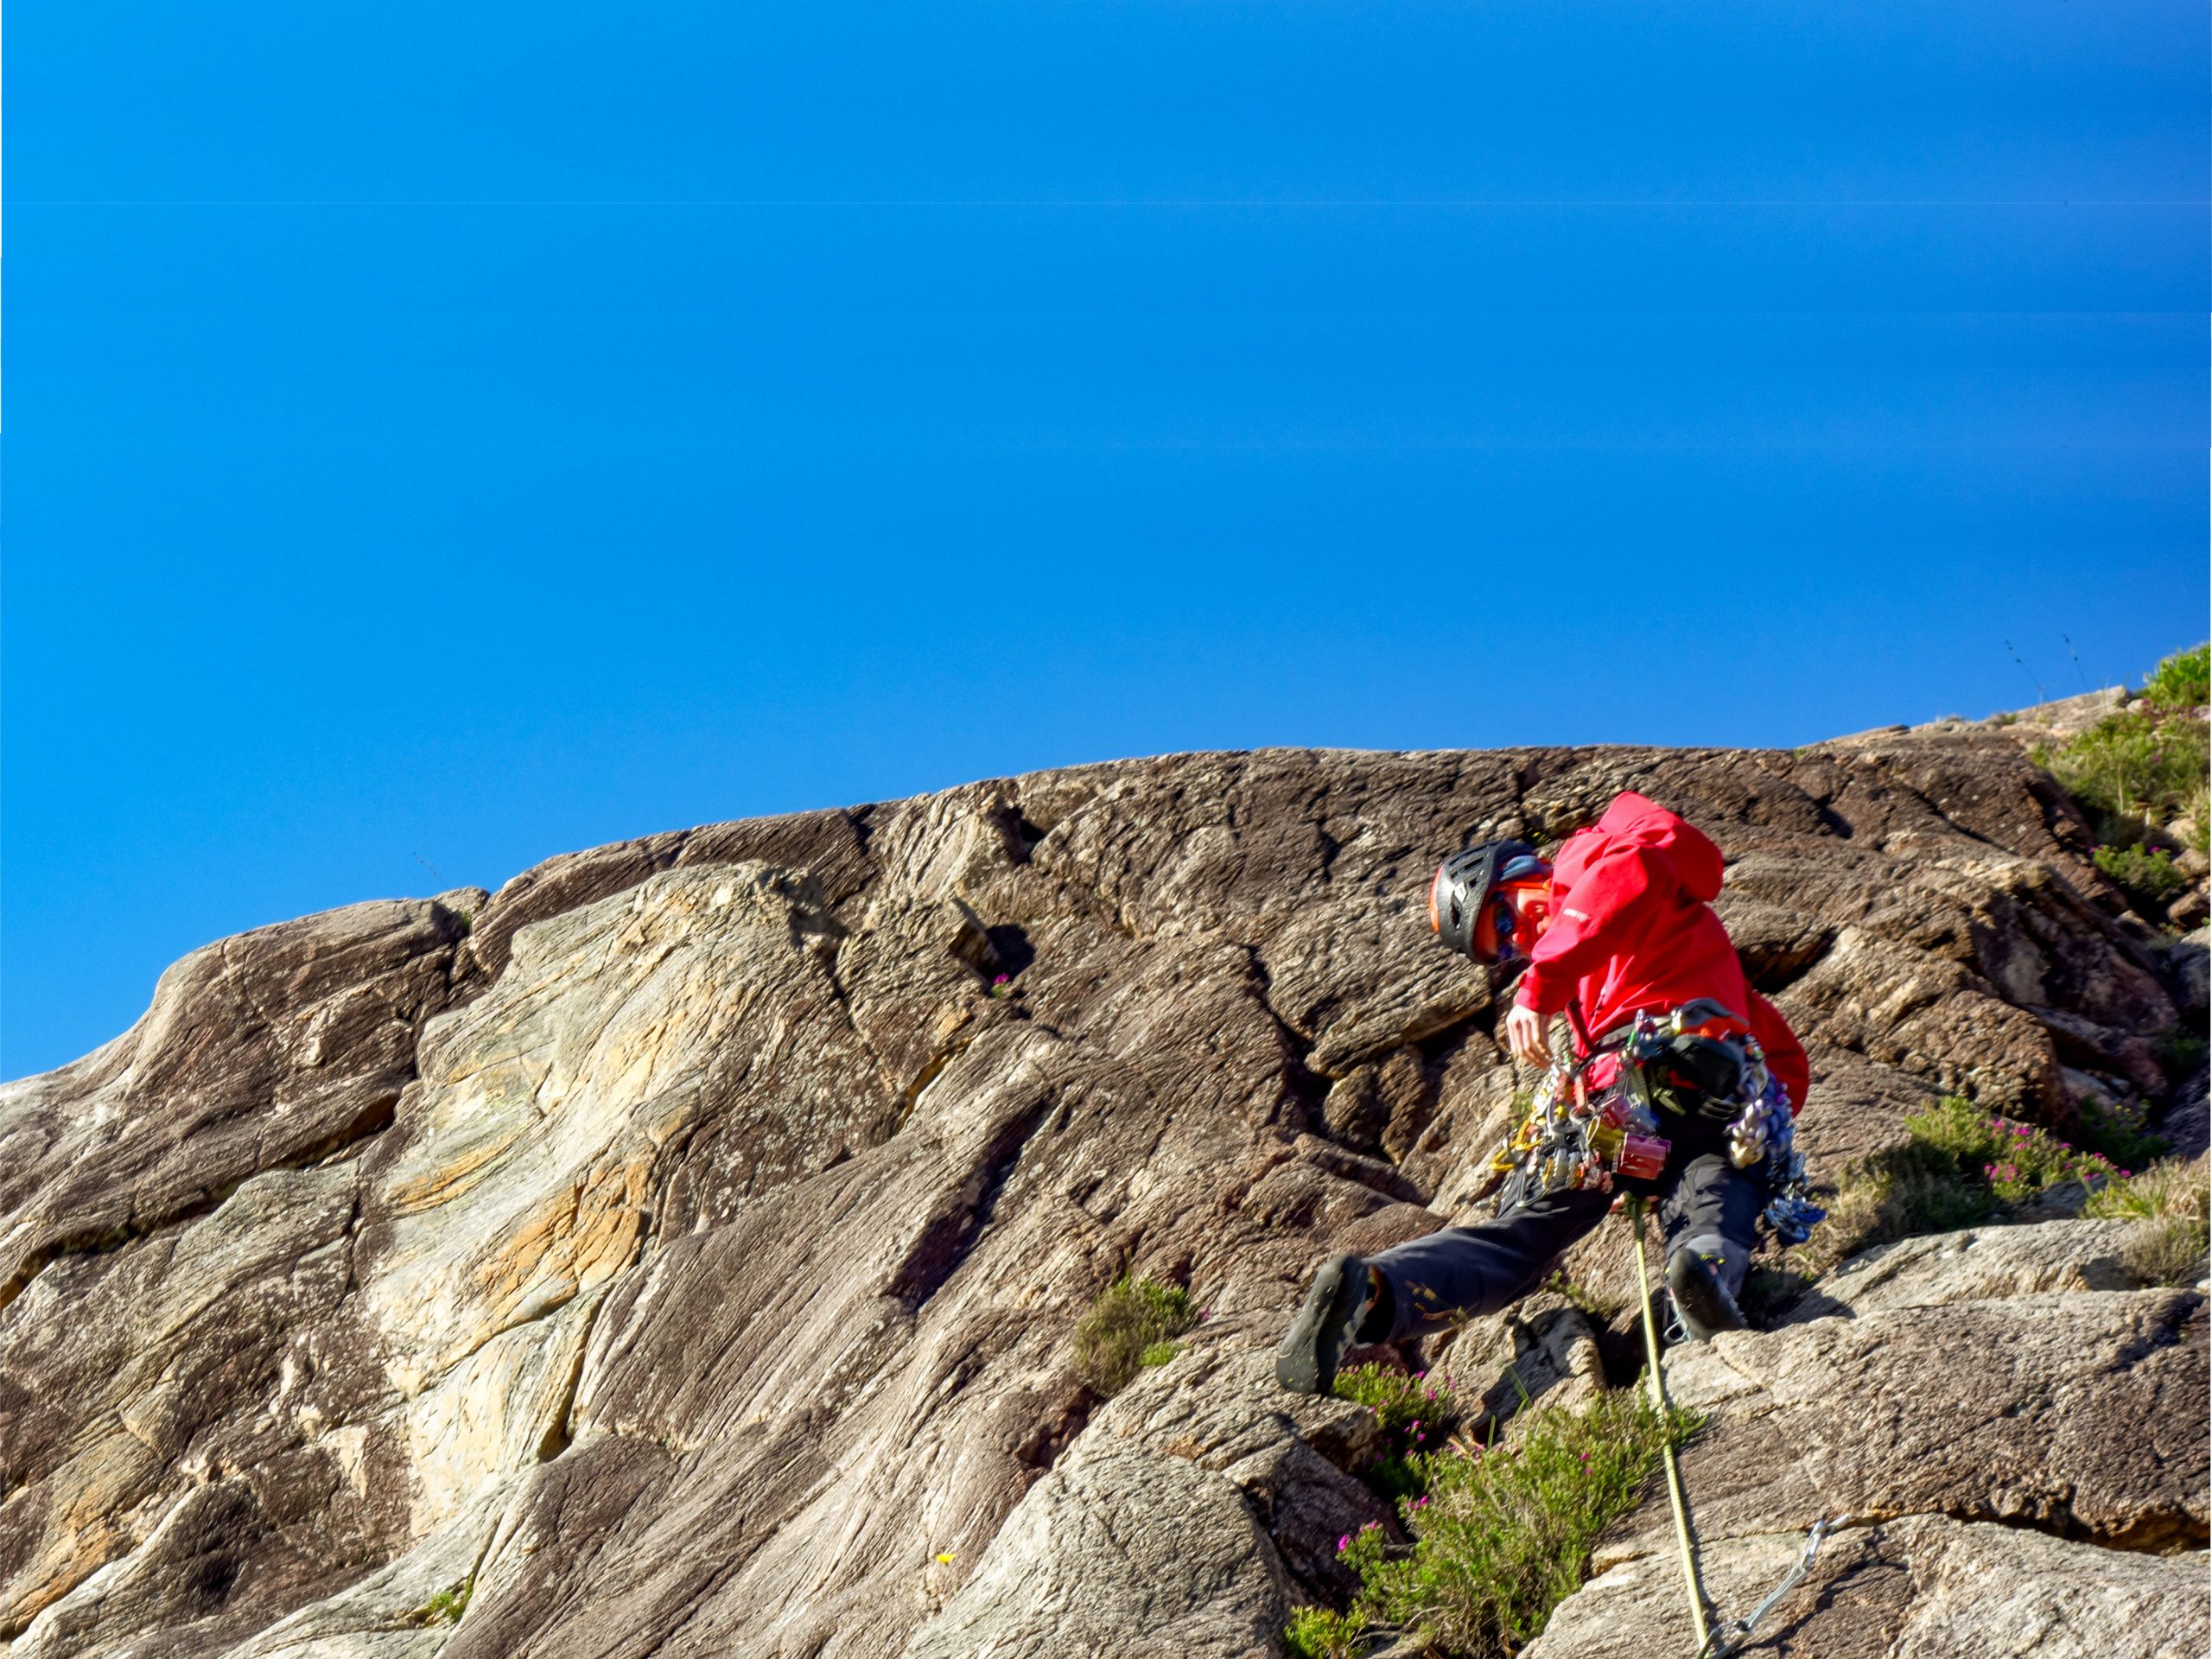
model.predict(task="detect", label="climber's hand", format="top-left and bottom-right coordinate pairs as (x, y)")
top-left (1503, 1004), bottom-right (1551, 1068)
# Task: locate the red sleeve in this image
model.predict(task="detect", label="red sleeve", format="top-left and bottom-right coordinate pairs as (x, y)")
top-left (1748, 990), bottom-right (1809, 1116)
top-left (1514, 842), bottom-right (1669, 1020)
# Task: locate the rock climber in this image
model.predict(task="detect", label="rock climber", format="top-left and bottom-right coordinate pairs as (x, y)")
top-left (1277, 790), bottom-right (1815, 1395)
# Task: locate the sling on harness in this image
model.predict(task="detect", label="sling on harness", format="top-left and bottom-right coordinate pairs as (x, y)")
top-left (1628, 1197), bottom-right (1829, 1659)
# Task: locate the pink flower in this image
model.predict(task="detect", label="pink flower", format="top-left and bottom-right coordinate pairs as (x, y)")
top-left (1338, 1534), bottom-right (1351, 1552)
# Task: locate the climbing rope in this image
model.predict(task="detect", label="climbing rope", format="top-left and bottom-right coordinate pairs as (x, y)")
top-left (1627, 1196), bottom-right (1713, 1652)
top-left (1626, 1196), bottom-right (1830, 1659)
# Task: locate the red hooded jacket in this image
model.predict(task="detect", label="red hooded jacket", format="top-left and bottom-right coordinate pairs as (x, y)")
top-left (1513, 792), bottom-right (1810, 1113)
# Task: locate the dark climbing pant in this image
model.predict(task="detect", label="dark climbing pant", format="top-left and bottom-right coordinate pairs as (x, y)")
top-left (1368, 1148), bottom-right (1768, 1341)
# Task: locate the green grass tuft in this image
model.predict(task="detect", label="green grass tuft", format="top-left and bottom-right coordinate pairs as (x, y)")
top-left (414, 1575), bottom-right (474, 1627)
top-left (2085, 1159), bottom-right (2210, 1286)
top-left (1796, 1130), bottom-right (1995, 1275)
top-left (1071, 1275), bottom-right (1196, 1398)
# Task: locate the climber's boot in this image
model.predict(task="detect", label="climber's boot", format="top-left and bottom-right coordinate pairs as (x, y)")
top-left (1665, 1248), bottom-right (1748, 1344)
top-left (1276, 1254), bottom-right (1385, 1395)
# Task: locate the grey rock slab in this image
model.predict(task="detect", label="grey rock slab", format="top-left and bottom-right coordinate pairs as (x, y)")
top-left (353, 862), bottom-right (902, 1541)
top-left (896, 1345), bottom-right (1346, 1659)
top-left (1527, 1515), bottom-right (2209, 1659)
top-left (1780, 1218), bottom-right (2142, 1323)
top-left (1602, 1287), bottom-right (2209, 1563)
top-left (895, 1425), bottom-right (1289, 1659)
top-left (1439, 1302), bottom-right (1605, 1436)
top-left (1775, 925), bottom-right (2063, 1118)
top-left (0, 897), bottom-right (469, 1313)
top-left (0, 1162), bottom-right (406, 1645)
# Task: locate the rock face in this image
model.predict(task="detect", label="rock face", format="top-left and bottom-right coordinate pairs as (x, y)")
top-left (1529, 1240), bottom-right (2209, 1659)
top-left (2, 732), bottom-right (2203, 1657)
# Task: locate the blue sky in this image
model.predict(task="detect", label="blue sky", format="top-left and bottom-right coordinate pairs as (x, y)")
top-left (8, 0), bottom-right (2208, 1077)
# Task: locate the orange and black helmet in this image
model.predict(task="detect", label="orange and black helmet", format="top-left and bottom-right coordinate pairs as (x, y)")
top-left (1428, 839), bottom-right (1548, 961)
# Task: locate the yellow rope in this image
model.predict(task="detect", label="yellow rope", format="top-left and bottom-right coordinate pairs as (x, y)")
top-left (1628, 1196), bottom-right (1713, 1655)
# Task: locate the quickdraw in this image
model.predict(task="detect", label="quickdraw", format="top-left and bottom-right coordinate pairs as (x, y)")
top-left (1699, 1518), bottom-right (1831, 1659)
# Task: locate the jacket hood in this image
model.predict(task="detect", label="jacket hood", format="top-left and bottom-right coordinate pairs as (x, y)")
top-left (1588, 791), bottom-right (1725, 903)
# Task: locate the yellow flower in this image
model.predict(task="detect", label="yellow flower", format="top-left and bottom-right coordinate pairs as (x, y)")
top-left (933, 1551), bottom-right (957, 1565)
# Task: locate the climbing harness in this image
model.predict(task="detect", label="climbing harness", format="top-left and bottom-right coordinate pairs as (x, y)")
top-left (1629, 1196), bottom-right (1831, 1659)
top-left (1488, 1003), bottom-right (1827, 1243)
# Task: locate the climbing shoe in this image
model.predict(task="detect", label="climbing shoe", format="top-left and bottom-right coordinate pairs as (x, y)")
top-left (1665, 1249), bottom-right (1748, 1343)
top-left (1276, 1254), bottom-right (1376, 1395)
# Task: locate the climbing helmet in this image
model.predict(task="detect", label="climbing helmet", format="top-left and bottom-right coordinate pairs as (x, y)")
top-left (1428, 838), bottom-right (1550, 962)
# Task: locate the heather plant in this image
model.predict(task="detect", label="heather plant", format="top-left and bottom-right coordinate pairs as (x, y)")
top-left (1335, 1362), bottom-right (1457, 1442)
top-left (1333, 1363), bottom-right (1460, 1503)
top-left (1287, 1390), bottom-right (1695, 1659)
top-left (1797, 1096), bottom-right (2152, 1273)
top-left (1904, 1096), bottom-right (2135, 1205)
top-left (1071, 1275), bottom-right (1195, 1397)
top-left (2073, 1092), bottom-right (2167, 1173)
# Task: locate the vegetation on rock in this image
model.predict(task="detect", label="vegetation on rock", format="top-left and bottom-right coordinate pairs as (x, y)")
top-left (1288, 1377), bottom-right (1695, 1659)
top-left (2083, 1159), bottom-right (2212, 1287)
top-left (412, 1575), bottom-right (474, 1627)
top-left (1072, 1274), bottom-right (1196, 1397)
top-left (2154, 1028), bottom-right (2208, 1084)
top-left (2036, 645), bottom-right (2210, 858)
top-left (2142, 642), bottom-right (2211, 708)
top-left (1799, 1096), bottom-right (2182, 1275)
top-left (2094, 842), bottom-right (2189, 906)
top-left (1334, 1362), bottom-right (1463, 1503)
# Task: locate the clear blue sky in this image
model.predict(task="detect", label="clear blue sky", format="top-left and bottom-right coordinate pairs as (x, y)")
top-left (8, 1), bottom-right (2208, 1078)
